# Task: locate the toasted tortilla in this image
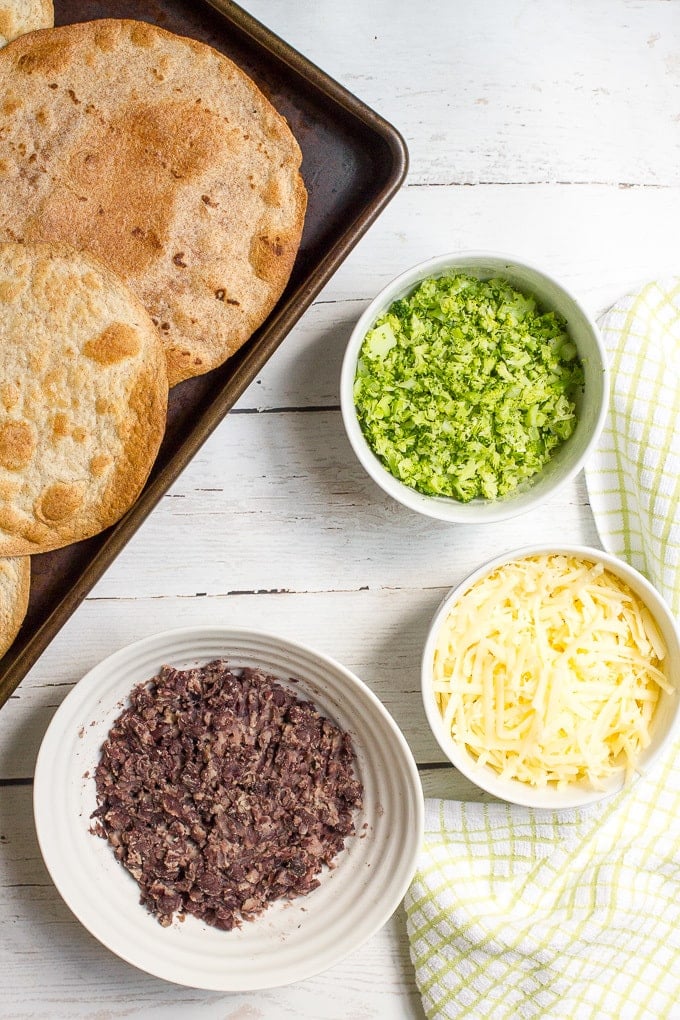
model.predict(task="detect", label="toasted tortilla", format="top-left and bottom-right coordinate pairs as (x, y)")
top-left (0, 240), bottom-right (168, 556)
top-left (0, 18), bottom-right (307, 385)
top-left (0, 554), bottom-right (29, 656)
top-left (0, 0), bottom-right (52, 47)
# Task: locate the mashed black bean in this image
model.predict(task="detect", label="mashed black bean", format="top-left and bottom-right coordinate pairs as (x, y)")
top-left (91, 661), bottom-right (363, 930)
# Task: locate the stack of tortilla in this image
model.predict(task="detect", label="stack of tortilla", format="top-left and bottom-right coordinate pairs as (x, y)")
top-left (0, 12), bottom-right (307, 658)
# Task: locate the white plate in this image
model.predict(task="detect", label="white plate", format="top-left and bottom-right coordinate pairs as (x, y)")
top-left (34, 627), bottom-right (424, 991)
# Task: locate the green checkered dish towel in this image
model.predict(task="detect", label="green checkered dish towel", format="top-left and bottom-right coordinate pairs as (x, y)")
top-left (405, 279), bottom-right (680, 1019)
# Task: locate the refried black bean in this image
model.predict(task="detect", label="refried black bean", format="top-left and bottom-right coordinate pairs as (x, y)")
top-left (90, 661), bottom-right (364, 930)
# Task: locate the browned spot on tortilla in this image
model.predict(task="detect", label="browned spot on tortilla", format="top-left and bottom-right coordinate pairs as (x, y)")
top-left (93, 22), bottom-right (118, 51)
top-left (16, 37), bottom-right (73, 76)
top-left (90, 453), bottom-right (112, 477)
top-left (0, 419), bottom-right (35, 470)
top-left (130, 23), bottom-right (156, 48)
top-left (52, 412), bottom-right (69, 438)
top-left (0, 507), bottom-right (19, 534)
top-left (81, 271), bottom-right (101, 291)
top-left (83, 322), bottom-right (140, 365)
top-left (0, 279), bottom-right (25, 302)
top-left (0, 383), bottom-right (19, 411)
top-left (164, 346), bottom-right (192, 392)
top-left (263, 176), bottom-right (283, 207)
top-left (28, 101), bottom-right (230, 278)
top-left (41, 368), bottom-right (69, 406)
top-left (0, 505), bottom-right (43, 541)
top-left (249, 234), bottom-right (285, 282)
top-left (35, 481), bottom-right (83, 523)
top-left (0, 479), bottom-right (19, 501)
top-left (2, 97), bottom-right (22, 116)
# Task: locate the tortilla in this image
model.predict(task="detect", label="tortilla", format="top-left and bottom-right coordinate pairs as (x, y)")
top-left (0, 554), bottom-right (29, 656)
top-left (0, 18), bottom-right (307, 385)
top-left (0, 240), bottom-right (168, 556)
top-left (0, 0), bottom-right (52, 47)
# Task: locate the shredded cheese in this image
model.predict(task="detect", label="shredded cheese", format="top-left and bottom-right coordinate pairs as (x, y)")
top-left (432, 554), bottom-right (674, 789)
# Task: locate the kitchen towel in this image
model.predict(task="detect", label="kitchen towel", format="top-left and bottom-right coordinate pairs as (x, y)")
top-left (586, 277), bottom-right (680, 619)
top-left (405, 278), bottom-right (680, 1019)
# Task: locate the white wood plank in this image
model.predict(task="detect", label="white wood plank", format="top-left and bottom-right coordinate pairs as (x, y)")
top-left (240, 0), bottom-right (680, 186)
top-left (0, 784), bottom-right (425, 1020)
top-left (233, 183), bottom-right (680, 410)
top-left (419, 767), bottom-right (499, 803)
top-left (87, 411), bottom-right (599, 599)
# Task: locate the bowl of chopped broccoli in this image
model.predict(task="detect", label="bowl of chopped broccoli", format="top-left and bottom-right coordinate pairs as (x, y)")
top-left (340, 252), bottom-right (608, 522)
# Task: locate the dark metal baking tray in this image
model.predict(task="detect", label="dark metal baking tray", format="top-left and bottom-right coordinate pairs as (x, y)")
top-left (0, 0), bottom-right (408, 707)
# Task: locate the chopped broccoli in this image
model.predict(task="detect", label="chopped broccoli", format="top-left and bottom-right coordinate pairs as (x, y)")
top-left (353, 273), bottom-right (584, 502)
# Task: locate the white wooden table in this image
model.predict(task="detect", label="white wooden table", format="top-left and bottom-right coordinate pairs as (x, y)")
top-left (2, 1), bottom-right (679, 1016)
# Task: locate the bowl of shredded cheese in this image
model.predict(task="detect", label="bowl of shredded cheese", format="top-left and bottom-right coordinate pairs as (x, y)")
top-left (422, 546), bottom-right (680, 808)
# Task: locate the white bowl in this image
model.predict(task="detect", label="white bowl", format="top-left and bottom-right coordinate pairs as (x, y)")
top-left (340, 251), bottom-right (609, 523)
top-left (421, 545), bottom-right (680, 809)
top-left (34, 627), bottom-right (424, 990)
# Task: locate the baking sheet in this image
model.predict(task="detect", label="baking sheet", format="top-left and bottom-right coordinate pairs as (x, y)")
top-left (0, 0), bottom-right (408, 706)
